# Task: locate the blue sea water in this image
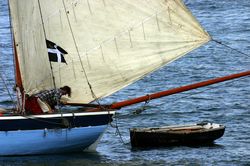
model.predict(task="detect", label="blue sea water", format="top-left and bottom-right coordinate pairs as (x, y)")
top-left (0, 0), bottom-right (249, 165)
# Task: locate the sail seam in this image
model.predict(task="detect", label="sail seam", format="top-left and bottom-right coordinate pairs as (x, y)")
top-left (37, 0), bottom-right (57, 90)
top-left (32, 1), bottom-right (208, 60)
top-left (62, 0), bottom-right (98, 102)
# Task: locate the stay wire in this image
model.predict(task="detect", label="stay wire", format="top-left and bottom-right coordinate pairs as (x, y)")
top-left (0, 0), bottom-right (18, 109)
top-left (169, 75), bottom-right (250, 106)
top-left (0, 71), bottom-right (15, 103)
top-left (212, 39), bottom-right (250, 57)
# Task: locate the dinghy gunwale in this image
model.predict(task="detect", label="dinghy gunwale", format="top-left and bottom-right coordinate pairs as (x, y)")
top-left (130, 123), bottom-right (225, 134)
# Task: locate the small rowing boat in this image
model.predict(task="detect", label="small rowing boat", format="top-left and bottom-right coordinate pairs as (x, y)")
top-left (130, 122), bottom-right (225, 148)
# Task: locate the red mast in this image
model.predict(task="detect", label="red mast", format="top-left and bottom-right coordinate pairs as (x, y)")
top-left (13, 40), bottom-right (25, 112)
top-left (13, 40), bottom-right (23, 89)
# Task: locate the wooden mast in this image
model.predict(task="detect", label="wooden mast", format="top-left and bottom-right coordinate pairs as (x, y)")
top-left (13, 39), bottom-right (25, 112)
top-left (108, 70), bottom-right (250, 109)
top-left (13, 40), bottom-right (23, 89)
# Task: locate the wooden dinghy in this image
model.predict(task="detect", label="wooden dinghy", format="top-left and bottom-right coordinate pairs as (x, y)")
top-left (130, 122), bottom-right (225, 148)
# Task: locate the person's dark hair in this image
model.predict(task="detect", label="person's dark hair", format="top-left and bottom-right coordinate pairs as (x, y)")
top-left (60, 86), bottom-right (71, 97)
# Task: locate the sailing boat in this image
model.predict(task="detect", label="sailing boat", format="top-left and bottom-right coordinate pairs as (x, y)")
top-left (0, 0), bottom-right (249, 156)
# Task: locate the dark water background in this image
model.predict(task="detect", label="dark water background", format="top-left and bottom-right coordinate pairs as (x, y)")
top-left (0, 0), bottom-right (249, 165)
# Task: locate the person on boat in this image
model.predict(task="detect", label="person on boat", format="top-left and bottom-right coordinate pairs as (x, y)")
top-left (25, 86), bottom-right (71, 114)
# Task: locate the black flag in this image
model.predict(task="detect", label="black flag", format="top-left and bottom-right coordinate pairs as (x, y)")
top-left (46, 39), bottom-right (67, 64)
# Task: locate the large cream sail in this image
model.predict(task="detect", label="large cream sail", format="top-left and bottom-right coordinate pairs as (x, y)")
top-left (9, 0), bottom-right (210, 103)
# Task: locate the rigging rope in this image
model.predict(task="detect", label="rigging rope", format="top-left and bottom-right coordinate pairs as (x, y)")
top-left (111, 115), bottom-right (127, 145)
top-left (0, 0), bottom-right (17, 109)
top-left (212, 39), bottom-right (250, 57)
top-left (132, 95), bottom-right (151, 115)
top-left (0, 71), bottom-right (15, 103)
top-left (168, 75), bottom-right (250, 107)
top-left (62, 0), bottom-right (102, 107)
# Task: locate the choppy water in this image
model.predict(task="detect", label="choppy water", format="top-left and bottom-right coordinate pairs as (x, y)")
top-left (0, 0), bottom-right (249, 165)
